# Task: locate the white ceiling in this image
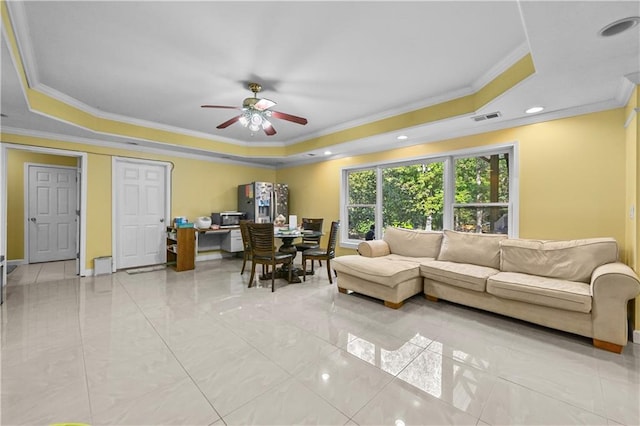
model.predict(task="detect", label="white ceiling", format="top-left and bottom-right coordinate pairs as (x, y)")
top-left (1, 1), bottom-right (639, 167)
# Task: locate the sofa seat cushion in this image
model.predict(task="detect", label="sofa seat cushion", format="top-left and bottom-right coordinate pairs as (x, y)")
top-left (487, 272), bottom-right (592, 313)
top-left (420, 260), bottom-right (499, 292)
top-left (333, 255), bottom-right (421, 288)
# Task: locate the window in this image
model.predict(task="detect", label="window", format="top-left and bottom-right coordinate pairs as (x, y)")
top-left (382, 162), bottom-right (444, 231)
top-left (341, 145), bottom-right (516, 248)
top-left (346, 169), bottom-right (376, 239)
top-left (453, 153), bottom-right (510, 234)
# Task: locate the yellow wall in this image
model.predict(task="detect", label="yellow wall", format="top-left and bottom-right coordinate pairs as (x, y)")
top-left (2, 107), bottom-right (633, 281)
top-left (279, 109), bottom-right (628, 257)
top-left (625, 89), bottom-right (638, 269)
top-left (625, 86), bottom-right (640, 331)
top-left (6, 150), bottom-right (77, 259)
top-left (3, 136), bottom-right (275, 269)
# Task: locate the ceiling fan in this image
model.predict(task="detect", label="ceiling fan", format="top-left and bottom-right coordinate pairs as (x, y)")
top-left (201, 82), bottom-right (308, 136)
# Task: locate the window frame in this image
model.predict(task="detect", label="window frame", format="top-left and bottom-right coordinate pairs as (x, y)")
top-left (340, 142), bottom-right (519, 250)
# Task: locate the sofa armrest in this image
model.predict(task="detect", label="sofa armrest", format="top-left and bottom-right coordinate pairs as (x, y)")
top-left (357, 240), bottom-right (391, 257)
top-left (590, 262), bottom-right (640, 346)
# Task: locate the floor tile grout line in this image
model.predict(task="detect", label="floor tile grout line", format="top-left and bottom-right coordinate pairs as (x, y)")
top-left (115, 272), bottom-right (227, 423)
top-left (76, 276), bottom-right (96, 426)
top-left (497, 376), bottom-right (608, 420)
top-left (476, 375), bottom-right (499, 425)
top-left (4, 259), bottom-right (637, 425)
top-left (299, 347), bottom-right (399, 423)
top-left (212, 299), bottom-right (364, 422)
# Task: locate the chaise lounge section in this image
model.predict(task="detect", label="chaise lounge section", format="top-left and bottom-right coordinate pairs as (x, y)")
top-left (332, 227), bottom-right (640, 353)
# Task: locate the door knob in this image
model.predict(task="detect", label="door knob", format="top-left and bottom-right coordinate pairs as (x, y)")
top-left (160, 218), bottom-right (164, 223)
top-left (29, 217), bottom-right (36, 223)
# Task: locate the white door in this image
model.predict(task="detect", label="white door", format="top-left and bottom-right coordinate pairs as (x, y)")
top-left (28, 165), bottom-right (78, 263)
top-left (115, 160), bottom-right (167, 269)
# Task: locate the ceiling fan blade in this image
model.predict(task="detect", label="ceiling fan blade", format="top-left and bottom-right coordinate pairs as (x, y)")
top-left (201, 105), bottom-right (239, 109)
top-left (263, 125), bottom-right (277, 136)
top-left (216, 115), bottom-right (241, 129)
top-left (254, 98), bottom-right (276, 111)
top-left (271, 111), bottom-right (308, 125)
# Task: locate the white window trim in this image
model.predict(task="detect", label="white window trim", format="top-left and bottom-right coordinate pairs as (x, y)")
top-left (340, 142), bottom-right (519, 250)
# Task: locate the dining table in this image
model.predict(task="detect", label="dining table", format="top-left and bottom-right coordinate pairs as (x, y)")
top-left (260, 229), bottom-right (323, 283)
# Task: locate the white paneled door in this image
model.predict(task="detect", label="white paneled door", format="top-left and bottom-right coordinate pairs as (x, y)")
top-left (115, 160), bottom-right (167, 269)
top-left (28, 165), bottom-right (78, 263)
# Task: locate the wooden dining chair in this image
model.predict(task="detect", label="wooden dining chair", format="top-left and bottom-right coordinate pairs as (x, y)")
top-left (302, 220), bottom-right (340, 284)
top-left (239, 220), bottom-right (253, 275)
top-left (247, 222), bottom-right (293, 291)
top-left (295, 218), bottom-right (324, 267)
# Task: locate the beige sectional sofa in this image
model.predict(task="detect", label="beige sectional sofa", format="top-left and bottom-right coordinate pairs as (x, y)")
top-left (332, 227), bottom-right (640, 353)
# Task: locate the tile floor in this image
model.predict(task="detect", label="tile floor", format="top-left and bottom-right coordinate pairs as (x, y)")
top-left (1, 259), bottom-right (639, 425)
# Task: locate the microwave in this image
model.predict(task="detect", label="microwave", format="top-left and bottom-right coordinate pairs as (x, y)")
top-left (211, 212), bottom-right (246, 227)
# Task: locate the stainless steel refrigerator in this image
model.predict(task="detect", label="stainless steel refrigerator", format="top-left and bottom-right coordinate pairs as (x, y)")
top-left (237, 182), bottom-right (288, 223)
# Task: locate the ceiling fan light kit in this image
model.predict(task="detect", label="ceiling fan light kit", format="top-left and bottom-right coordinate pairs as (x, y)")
top-left (201, 82), bottom-right (308, 136)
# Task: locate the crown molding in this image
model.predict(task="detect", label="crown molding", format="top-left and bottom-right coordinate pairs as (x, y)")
top-left (6, 0), bottom-right (533, 152)
top-left (5, 1), bottom-right (38, 88)
top-left (32, 83), bottom-right (286, 148)
top-left (617, 75), bottom-right (637, 106)
top-left (471, 42), bottom-right (530, 93)
top-left (280, 99), bottom-right (622, 168)
top-left (284, 50), bottom-right (533, 147)
top-left (624, 107), bottom-right (640, 129)
top-left (0, 126), bottom-right (277, 169)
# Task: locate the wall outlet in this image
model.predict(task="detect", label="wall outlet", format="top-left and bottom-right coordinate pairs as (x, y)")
top-left (631, 205), bottom-right (636, 220)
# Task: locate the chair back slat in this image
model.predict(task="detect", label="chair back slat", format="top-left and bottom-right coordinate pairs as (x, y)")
top-left (247, 223), bottom-right (276, 259)
top-left (326, 220), bottom-right (340, 257)
top-left (239, 220), bottom-right (253, 251)
top-left (301, 218), bottom-right (323, 243)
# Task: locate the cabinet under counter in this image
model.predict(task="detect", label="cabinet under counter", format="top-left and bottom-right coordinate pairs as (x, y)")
top-left (195, 227), bottom-right (244, 261)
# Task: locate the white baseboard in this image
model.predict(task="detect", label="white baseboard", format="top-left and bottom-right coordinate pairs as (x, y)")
top-left (196, 253), bottom-right (224, 262)
top-left (7, 259), bottom-right (26, 266)
top-left (196, 252), bottom-right (237, 262)
top-left (633, 329), bottom-right (640, 344)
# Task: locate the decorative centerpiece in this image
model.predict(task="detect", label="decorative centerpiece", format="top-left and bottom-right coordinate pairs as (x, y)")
top-left (274, 214), bottom-right (286, 226)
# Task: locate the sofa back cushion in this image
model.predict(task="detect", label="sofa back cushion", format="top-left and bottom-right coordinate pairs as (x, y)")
top-left (437, 230), bottom-right (506, 269)
top-left (382, 227), bottom-right (443, 258)
top-left (500, 238), bottom-right (619, 283)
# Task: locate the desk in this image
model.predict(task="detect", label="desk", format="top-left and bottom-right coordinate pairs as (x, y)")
top-left (195, 227), bottom-right (242, 261)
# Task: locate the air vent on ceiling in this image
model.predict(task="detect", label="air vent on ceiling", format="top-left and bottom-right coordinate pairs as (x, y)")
top-left (471, 111), bottom-right (502, 122)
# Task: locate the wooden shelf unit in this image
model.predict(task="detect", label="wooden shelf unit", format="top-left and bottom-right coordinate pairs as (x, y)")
top-left (166, 226), bottom-right (195, 271)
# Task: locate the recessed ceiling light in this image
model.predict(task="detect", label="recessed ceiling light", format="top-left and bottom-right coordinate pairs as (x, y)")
top-left (599, 17), bottom-right (640, 37)
top-left (525, 106), bottom-right (544, 114)
top-left (324, 151), bottom-right (332, 155)
top-left (397, 135), bottom-right (408, 140)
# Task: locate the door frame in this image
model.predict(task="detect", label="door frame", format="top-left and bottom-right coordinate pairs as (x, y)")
top-left (24, 163), bottom-right (79, 264)
top-left (0, 143), bottom-right (88, 276)
top-left (111, 157), bottom-right (171, 272)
